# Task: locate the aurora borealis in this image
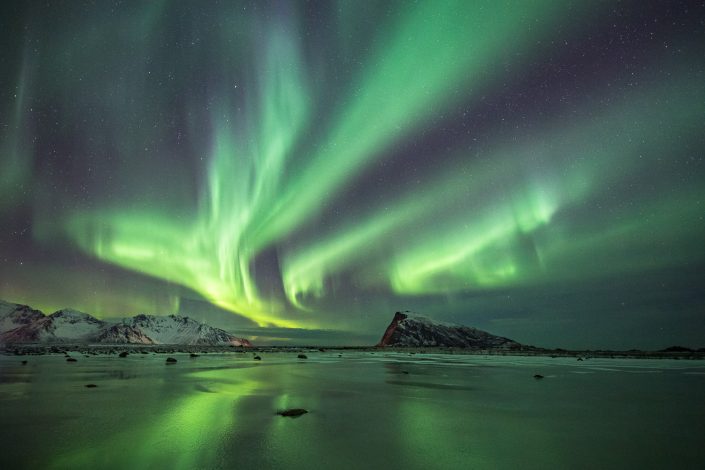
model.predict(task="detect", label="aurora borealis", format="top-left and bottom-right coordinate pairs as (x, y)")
top-left (1, 0), bottom-right (704, 348)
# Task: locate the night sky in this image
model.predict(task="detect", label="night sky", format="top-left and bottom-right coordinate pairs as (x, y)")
top-left (1, 1), bottom-right (704, 348)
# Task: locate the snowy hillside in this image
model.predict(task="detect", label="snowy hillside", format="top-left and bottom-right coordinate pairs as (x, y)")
top-left (0, 300), bottom-right (45, 334)
top-left (123, 314), bottom-right (252, 346)
top-left (96, 324), bottom-right (155, 344)
top-left (0, 300), bottom-right (252, 346)
top-left (2, 308), bottom-right (106, 343)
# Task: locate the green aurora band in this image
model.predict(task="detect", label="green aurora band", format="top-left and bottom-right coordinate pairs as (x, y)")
top-left (1, 1), bottom-right (704, 345)
top-left (63, 0), bottom-right (591, 327)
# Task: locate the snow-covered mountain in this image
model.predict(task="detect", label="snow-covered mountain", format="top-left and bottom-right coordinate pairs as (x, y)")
top-left (2, 309), bottom-right (107, 343)
top-left (0, 300), bottom-right (45, 334)
top-left (378, 311), bottom-right (521, 349)
top-left (118, 314), bottom-right (251, 346)
top-left (0, 300), bottom-right (252, 346)
top-left (96, 323), bottom-right (156, 344)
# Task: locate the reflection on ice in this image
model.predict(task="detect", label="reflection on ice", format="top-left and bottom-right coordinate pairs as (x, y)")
top-left (0, 352), bottom-right (703, 469)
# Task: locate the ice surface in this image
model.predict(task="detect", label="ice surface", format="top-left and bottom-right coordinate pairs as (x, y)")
top-left (0, 353), bottom-right (704, 469)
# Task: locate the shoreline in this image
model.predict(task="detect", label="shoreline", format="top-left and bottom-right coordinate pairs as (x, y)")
top-left (2, 344), bottom-right (704, 360)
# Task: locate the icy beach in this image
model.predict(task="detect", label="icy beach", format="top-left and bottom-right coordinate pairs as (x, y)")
top-left (1, 351), bottom-right (704, 469)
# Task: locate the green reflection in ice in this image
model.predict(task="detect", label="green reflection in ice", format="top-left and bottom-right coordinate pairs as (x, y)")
top-left (51, 368), bottom-right (260, 469)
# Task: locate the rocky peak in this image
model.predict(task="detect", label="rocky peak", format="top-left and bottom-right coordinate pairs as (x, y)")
top-left (50, 309), bottom-right (102, 323)
top-left (379, 311), bottom-right (409, 346)
top-left (377, 311), bottom-right (521, 349)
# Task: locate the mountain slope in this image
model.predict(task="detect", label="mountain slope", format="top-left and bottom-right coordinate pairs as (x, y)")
top-left (378, 311), bottom-right (521, 349)
top-left (0, 300), bottom-right (252, 346)
top-left (121, 314), bottom-right (252, 346)
top-left (96, 323), bottom-right (156, 344)
top-left (0, 300), bottom-right (45, 334)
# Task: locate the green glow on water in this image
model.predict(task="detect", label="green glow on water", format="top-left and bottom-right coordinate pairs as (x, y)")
top-left (0, 354), bottom-right (695, 469)
top-left (52, 368), bottom-right (261, 469)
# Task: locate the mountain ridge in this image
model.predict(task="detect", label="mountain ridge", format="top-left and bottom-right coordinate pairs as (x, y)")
top-left (0, 300), bottom-right (251, 346)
